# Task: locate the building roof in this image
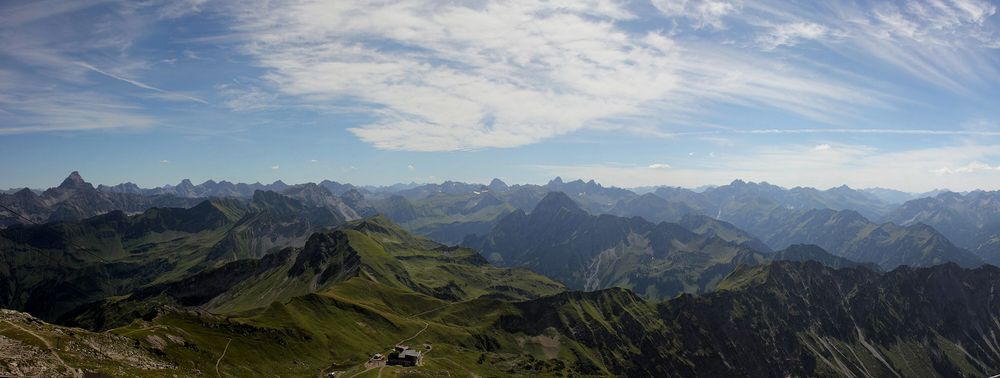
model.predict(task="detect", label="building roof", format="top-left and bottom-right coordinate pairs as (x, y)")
top-left (400, 350), bottom-right (422, 358)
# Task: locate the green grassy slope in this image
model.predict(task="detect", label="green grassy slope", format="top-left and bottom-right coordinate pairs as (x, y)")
top-left (9, 261), bottom-right (1000, 377)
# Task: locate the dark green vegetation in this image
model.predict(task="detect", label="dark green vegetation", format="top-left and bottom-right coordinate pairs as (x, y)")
top-left (5, 252), bottom-right (998, 376)
top-left (0, 189), bottom-right (354, 321)
top-left (64, 216), bottom-right (563, 330)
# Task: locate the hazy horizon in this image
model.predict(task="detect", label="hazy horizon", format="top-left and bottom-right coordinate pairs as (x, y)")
top-left (4, 170), bottom-right (965, 195)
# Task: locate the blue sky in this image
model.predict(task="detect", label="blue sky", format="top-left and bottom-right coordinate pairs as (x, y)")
top-left (2, 0), bottom-right (1000, 192)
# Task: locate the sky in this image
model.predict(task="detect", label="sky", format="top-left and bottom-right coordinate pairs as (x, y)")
top-left (2, 0), bottom-right (1000, 192)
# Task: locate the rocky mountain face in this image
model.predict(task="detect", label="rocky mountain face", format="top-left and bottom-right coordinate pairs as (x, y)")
top-left (608, 192), bottom-right (697, 224)
top-left (753, 208), bottom-right (983, 269)
top-left (469, 191), bottom-right (974, 300)
top-left (0, 172), bottom-right (202, 226)
top-left (640, 183), bottom-right (981, 270)
top-left (280, 183), bottom-right (361, 220)
top-left (659, 261), bottom-right (1000, 376)
top-left (497, 261), bottom-right (1000, 376)
top-left (886, 190), bottom-right (1000, 264)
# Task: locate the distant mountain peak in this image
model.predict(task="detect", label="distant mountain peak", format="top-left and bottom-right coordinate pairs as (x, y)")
top-left (532, 191), bottom-right (584, 215)
top-left (488, 178), bottom-right (509, 192)
top-left (58, 171), bottom-right (93, 191)
top-left (13, 187), bottom-right (38, 199)
top-left (549, 176), bottom-right (564, 185)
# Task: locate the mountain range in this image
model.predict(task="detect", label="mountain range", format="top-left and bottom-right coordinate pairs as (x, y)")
top-left (886, 190), bottom-right (1000, 265)
top-left (0, 172), bottom-right (202, 227)
top-left (4, 172), bottom-right (1000, 376)
top-left (466, 191), bottom-right (952, 300)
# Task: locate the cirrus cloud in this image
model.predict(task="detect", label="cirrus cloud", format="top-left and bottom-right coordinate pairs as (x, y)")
top-left (230, 0), bottom-right (886, 152)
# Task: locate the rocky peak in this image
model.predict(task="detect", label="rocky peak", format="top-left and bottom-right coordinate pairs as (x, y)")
top-left (488, 178), bottom-right (509, 192)
top-left (531, 192), bottom-right (585, 216)
top-left (57, 171), bottom-right (94, 191)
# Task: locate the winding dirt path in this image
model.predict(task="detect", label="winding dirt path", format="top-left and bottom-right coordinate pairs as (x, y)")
top-left (396, 323), bottom-right (429, 346)
top-left (216, 338), bottom-right (232, 378)
top-left (407, 304), bottom-right (452, 319)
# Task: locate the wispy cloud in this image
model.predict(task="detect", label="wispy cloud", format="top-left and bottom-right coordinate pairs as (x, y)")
top-left (76, 62), bottom-right (207, 104)
top-left (651, 0), bottom-right (739, 29)
top-left (0, 0), bottom-right (209, 135)
top-left (230, 0), bottom-right (886, 151)
top-left (740, 0), bottom-right (1000, 94)
top-left (757, 22), bottom-right (828, 50)
top-left (0, 70), bottom-right (155, 134)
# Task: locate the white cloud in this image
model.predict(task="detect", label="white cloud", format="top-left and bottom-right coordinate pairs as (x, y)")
top-left (310, 159), bottom-right (318, 163)
top-left (217, 82), bottom-right (274, 111)
top-left (407, 165), bottom-right (415, 171)
top-left (271, 165), bottom-right (280, 170)
top-left (757, 22), bottom-right (828, 50)
top-left (652, 0), bottom-right (739, 29)
top-left (156, 0), bottom-right (208, 19)
top-left (159, 159), bottom-right (170, 164)
top-left (648, 163), bottom-right (673, 169)
top-left (230, 0), bottom-right (885, 151)
top-left (813, 143), bottom-right (832, 151)
top-left (931, 161), bottom-right (1000, 174)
